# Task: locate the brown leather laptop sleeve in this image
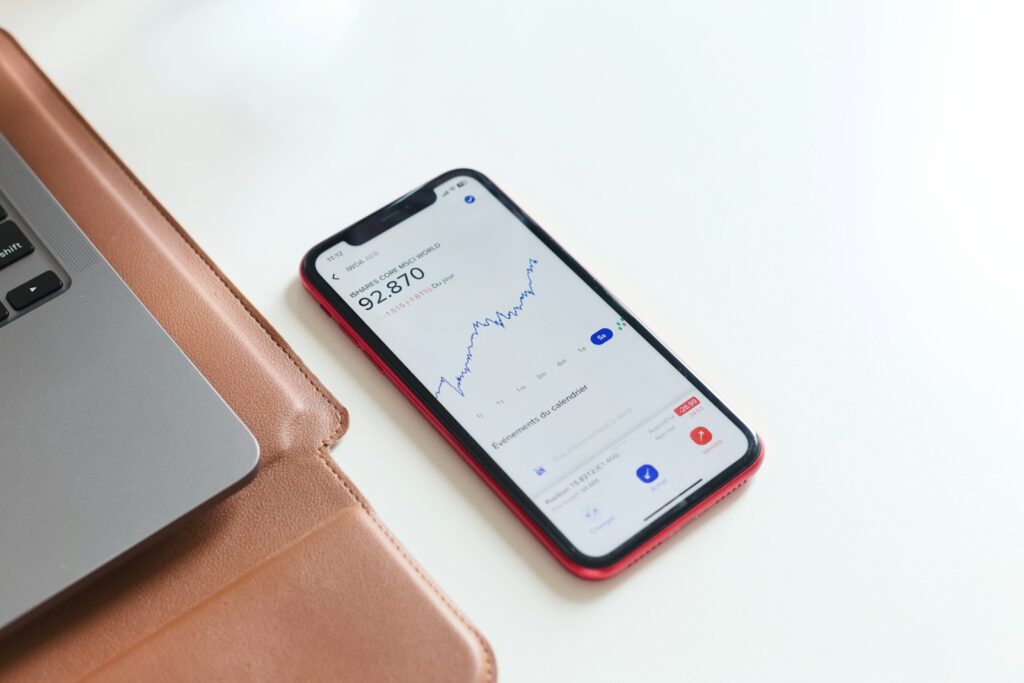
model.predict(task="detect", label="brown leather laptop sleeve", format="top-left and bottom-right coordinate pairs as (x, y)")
top-left (0, 30), bottom-right (494, 682)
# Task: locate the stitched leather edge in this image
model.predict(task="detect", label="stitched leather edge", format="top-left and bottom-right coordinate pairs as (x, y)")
top-left (80, 508), bottom-right (366, 681)
top-left (2, 31), bottom-right (495, 683)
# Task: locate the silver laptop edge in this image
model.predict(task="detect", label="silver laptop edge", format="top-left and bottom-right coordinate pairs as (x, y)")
top-left (0, 133), bottom-right (259, 636)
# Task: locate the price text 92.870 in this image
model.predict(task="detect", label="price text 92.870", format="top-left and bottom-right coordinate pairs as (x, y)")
top-left (358, 267), bottom-right (426, 310)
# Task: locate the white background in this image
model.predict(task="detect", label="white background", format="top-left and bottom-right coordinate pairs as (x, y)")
top-left (4, 2), bottom-right (1022, 680)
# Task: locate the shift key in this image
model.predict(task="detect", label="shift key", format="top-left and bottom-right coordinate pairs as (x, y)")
top-left (0, 221), bottom-right (35, 270)
top-left (7, 271), bottom-right (63, 311)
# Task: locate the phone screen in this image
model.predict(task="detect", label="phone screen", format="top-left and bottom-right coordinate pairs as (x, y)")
top-left (315, 174), bottom-right (754, 559)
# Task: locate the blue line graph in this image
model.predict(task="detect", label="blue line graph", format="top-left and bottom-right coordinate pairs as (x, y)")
top-left (434, 258), bottom-right (539, 398)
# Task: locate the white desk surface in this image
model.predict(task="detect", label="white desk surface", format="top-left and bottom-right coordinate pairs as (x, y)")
top-left (5, 2), bottom-right (1022, 680)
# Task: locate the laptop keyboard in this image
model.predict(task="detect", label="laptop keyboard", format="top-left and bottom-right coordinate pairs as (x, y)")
top-left (0, 214), bottom-right (35, 267)
top-left (0, 199), bottom-right (65, 325)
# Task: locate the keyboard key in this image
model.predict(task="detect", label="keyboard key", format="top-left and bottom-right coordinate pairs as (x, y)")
top-left (0, 220), bottom-right (35, 270)
top-left (0, 302), bottom-right (7, 323)
top-left (0, 204), bottom-right (7, 221)
top-left (7, 271), bottom-right (63, 311)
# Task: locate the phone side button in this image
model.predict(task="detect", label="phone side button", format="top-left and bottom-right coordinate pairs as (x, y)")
top-left (324, 310), bottom-right (358, 343)
top-left (360, 348), bottom-right (386, 375)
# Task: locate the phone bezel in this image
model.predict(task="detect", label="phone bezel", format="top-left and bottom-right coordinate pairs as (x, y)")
top-left (302, 168), bottom-right (761, 570)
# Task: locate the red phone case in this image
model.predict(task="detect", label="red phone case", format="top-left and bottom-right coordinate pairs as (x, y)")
top-left (300, 269), bottom-right (764, 580)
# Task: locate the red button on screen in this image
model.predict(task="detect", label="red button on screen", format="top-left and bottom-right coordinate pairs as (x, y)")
top-left (690, 426), bottom-right (712, 445)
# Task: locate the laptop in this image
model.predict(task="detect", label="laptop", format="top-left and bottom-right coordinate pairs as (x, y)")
top-left (0, 133), bottom-right (259, 636)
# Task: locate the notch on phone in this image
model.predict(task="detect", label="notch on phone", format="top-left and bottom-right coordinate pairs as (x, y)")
top-left (343, 186), bottom-right (437, 245)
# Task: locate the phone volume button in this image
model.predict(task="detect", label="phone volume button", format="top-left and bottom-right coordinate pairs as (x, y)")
top-left (327, 314), bottom-right (358, 343)
top-left (360, 347), bottom-right (386, 375)
top-left (318, 303), bottom-right (338, 322)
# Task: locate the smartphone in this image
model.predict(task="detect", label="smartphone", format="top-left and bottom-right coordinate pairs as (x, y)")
top-left (301, 169), bottom-right (763, 579)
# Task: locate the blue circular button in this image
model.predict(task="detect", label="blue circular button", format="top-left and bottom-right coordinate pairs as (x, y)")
top-left (636, 464), bottom-right (659, 483)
